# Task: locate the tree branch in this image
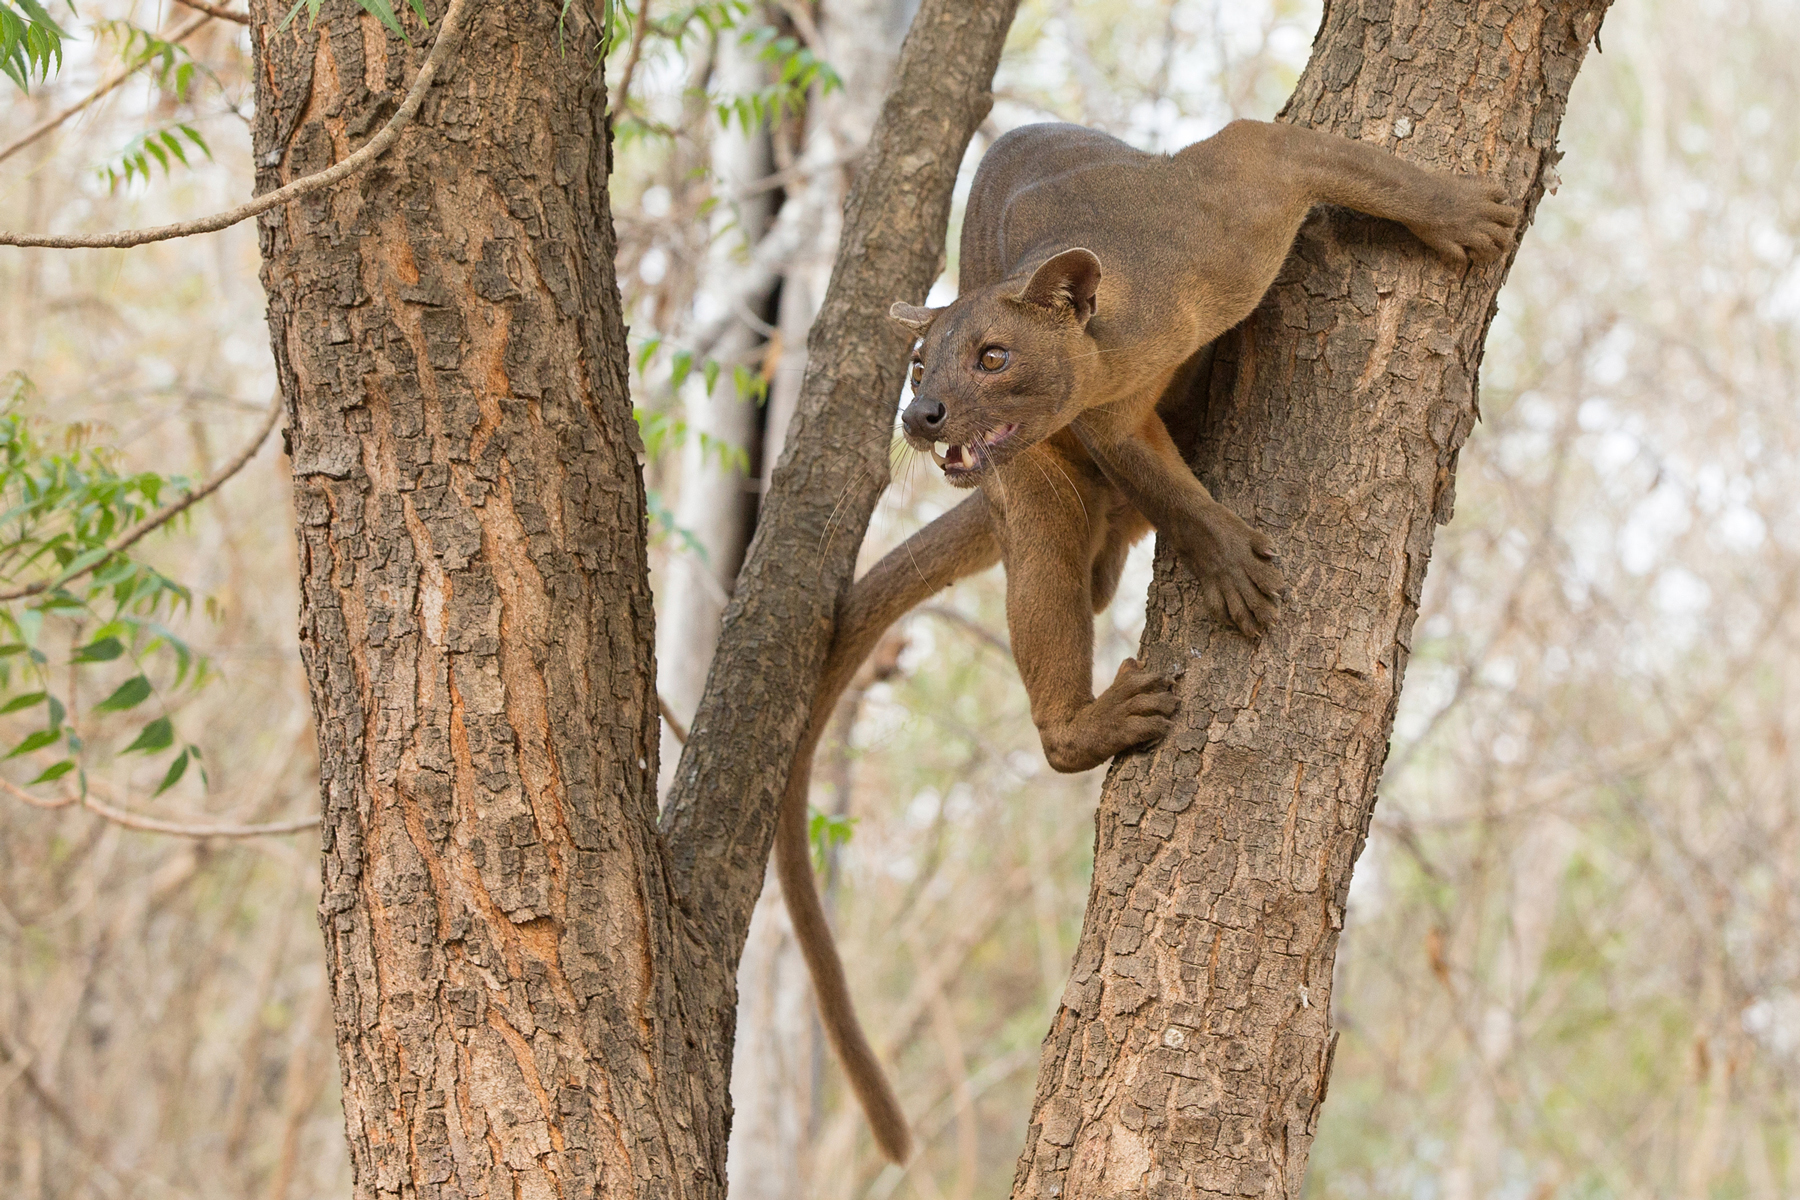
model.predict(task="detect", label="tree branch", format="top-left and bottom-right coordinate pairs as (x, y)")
top-left (172, 0), bottom-right (250, 24)
top-left (660, 0), bottom-right (1019, 954)
top-left (0, 389), bottom-right (282, 603)
top-left (0, 775), bottom-right (319, 837)
top-left (0, 0), bottom-right (476, 249)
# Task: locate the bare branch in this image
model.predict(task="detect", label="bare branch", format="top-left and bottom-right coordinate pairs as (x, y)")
top-left (0, 389), bottom-right (283, 603)
top-left (0, 12), bottom-right (213, 168)
top-left (171, 0), bottom-right (250, 24)
top-left (0, 775), bottom-right (320, 838)
top-left (609, 0), bottom-right (653, 118)
top-left (659, 694), bottom-right (690, 744)
top-left (0, 0), bottom-right (477, 249)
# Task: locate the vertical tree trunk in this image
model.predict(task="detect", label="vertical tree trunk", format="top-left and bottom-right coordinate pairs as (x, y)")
top-left (252, 2), bottom-right (717, 1195)
top-left (1011, 3), bottom-right (1611, 1197)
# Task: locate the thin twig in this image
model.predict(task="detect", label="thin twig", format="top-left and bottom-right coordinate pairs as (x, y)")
top-left (0, 389), bottom-right (282, 602)
top-left (735, 147), bottom-right (864, 199)
top-left (79, 790), bottom-right (320, 837)
top-left (0, 0), bottom-right (477, 249)
top-left (608, 0), bottom-right (653, 118)
top-left (659, 693), bottom-right (689, 744)
top-left (0, 775), bottom-right (320, 837)
top-left (0, 777), bottom-right (76, 809)
top-left (171, 0), bottom-right (250, 24)
top-left (0, 11), bottom-right (213, 167)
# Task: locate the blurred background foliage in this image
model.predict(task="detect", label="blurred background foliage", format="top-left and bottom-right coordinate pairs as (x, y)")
top-left (1, 0), bottom-right (1797, 1198)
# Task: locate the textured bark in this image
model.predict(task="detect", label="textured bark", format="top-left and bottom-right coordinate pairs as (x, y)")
top-left (252, 0), bottom-right (1020, 1195)
top-left (660, 0), bottom-right (1020, 959)
top-left (252, 2), bottom-right (709, 1195)
top-left (1011, 3), bottom-right (1611, 1197)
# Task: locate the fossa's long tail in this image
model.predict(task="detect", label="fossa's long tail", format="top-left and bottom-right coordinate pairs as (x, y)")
top-left (774, 493), bottom-right (998, 1163)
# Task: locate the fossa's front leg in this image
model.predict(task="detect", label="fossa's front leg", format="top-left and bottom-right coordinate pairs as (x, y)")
top-left (998, 458), bottom-right (1178, 773)
top-left (1074, 403), bottom-right (1284, 636)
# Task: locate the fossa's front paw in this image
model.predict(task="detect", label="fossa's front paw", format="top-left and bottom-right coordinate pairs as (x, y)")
top-left (1038, 658), bottom-right (1179, 773)
top-left (1411, 176), bottom-right (1519, 264)
top-left (1176, 506), bottom-right (1285, 637)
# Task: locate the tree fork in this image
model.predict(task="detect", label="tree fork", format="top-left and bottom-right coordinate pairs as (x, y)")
top-left (252, 0), bottom-right (1022, 1194)
top-left (1011, 2), bottom-right (1611, 1197)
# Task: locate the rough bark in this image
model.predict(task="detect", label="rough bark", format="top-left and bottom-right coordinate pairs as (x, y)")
top-left (660, 0), bottom-right (1020, 967)
top-left (252, 2), bottom-right (713, 1195)
top-left (253, 0), bottom-right (1020, 1195)
top-left (1010, 3), bottom-right (1612, 1197)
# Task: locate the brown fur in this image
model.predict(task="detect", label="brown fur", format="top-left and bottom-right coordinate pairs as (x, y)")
top-left (778, 119), bottom-right (1517, 1161)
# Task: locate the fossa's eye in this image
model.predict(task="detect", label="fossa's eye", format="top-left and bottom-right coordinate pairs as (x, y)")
top-left (978, 346), bottom-right (1009, 371)
top-left (909, 360), bottom-right (924, 386)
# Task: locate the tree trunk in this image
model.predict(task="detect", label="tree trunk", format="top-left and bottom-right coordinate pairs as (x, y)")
top-left (1010, 3), bottom-right (1611, 1197)
top-left (252, 2), bottom-right (715, 1195)
top-left (252, 0), bottom-right (1019, 1195)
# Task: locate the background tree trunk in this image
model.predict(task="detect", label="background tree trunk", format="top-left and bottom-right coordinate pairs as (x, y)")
top-left (1010, 3), bottom-right (1612, 1197)
top-left (251, 2), bottom-right (713, 1195)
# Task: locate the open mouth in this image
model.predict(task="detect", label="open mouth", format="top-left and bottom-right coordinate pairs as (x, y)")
top-left (930, 423), bottom-right (1019, 474)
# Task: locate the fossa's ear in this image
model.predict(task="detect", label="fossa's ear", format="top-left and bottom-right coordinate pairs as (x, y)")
top-left (888, 301), bottom-right (942, 332)
top-left (1017, 247), bottom-right (1102, 323)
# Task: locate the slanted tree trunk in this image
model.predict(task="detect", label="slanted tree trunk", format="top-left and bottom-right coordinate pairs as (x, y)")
top-left (1010, 3), bottom-right (1612, 1197)
top-left (251, 0), bottom-right (1018, 1195)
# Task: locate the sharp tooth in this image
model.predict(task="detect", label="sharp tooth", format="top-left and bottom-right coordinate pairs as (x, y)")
top-left (932, 442), bottom-right (949, 467)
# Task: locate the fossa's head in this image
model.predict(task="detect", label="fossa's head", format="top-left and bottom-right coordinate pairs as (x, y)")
top-left (890, 248), bottom-right (1101, 487)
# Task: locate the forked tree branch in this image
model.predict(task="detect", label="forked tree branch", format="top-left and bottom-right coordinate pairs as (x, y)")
top-left (660, 0), bottom-right (1020, 945)
top-left (0, 0), bottom-right (475, 249)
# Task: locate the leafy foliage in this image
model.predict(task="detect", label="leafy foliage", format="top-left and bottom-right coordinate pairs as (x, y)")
top-left (91, 18), bottom-right (210, 99)
top-left (714, 24), bottom-right (842, 133)
top-left (0, 0), bottom-right (62, 92)
top-left (0, 375), bottom-right (210, 796)
top-left (97, 123), bottom-right (212, 193)
top-left (808, 806), bottom-right (857, 870)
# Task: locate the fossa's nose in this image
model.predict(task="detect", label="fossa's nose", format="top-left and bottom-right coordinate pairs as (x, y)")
top-left (903, 397), bottom-right (947, 439)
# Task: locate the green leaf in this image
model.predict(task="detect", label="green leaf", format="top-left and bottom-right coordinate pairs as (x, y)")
top-left (71, 635), bottom-right (125, 663)
top-left (152, 747), bottom-right (189, 796)
top-left (701, 358), bottom-right (722, 397)
top-left (0, 689), bottom-right (45, 714)
top-left (670, 348), bottom-right (694, 392)
top-left (5, 727), bottom-right (60, 758)
top-left (94, 673), bottom-right (152, 712)
top-left (45, 694), bottom-right (62, 728)
top-left (122, 716), bottom-right (173, 755)
top-left (29, 758), bottom-right (75, 784)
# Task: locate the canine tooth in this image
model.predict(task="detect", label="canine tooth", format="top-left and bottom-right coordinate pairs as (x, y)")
top-left (931, 442), bottom-right (948, 467)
